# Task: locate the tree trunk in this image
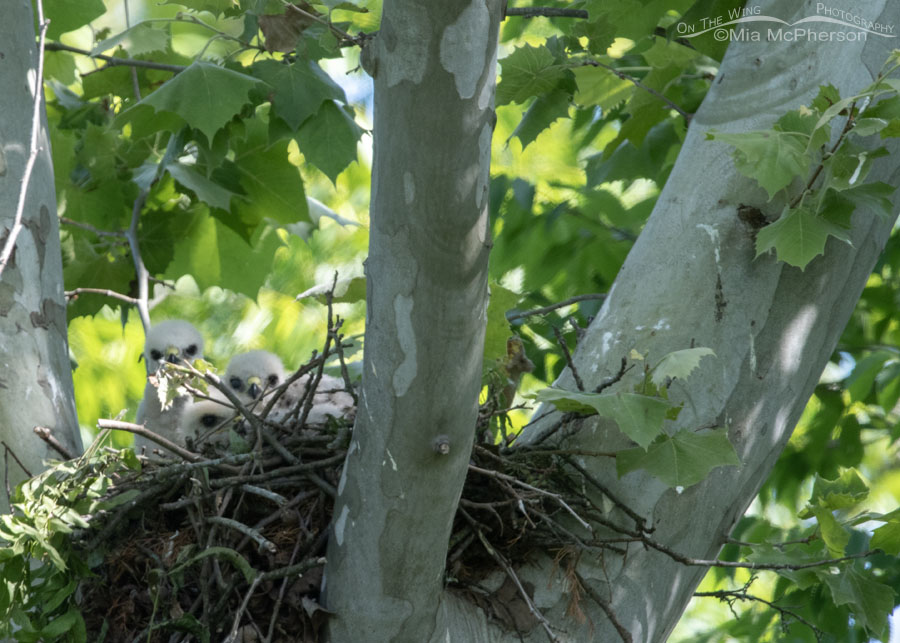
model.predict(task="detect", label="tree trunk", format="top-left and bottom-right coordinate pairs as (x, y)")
top-left (322, 1), bottom-right (501, 641)
top-left (331, 0), bottom-right (900, 641)
top-left (0, 0), bottom-right (82, 514)
top-left (504, 2), bottom-right (900, 641)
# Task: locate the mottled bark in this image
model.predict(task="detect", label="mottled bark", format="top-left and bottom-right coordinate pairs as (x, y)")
top-left (0, 0), bottom-right (82, 514)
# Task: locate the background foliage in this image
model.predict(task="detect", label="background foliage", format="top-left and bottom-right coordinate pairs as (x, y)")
top-left (29, 0), bottom-right (900, 639)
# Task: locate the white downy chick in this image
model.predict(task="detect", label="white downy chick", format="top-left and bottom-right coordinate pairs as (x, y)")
top-left (272, 372), bottom-right (355, 426)
top-left (224, 350), bottom-right (287, 406)
top-left (135, 320), bottom-right (204, 453)
top-left (179, 388), bottom-right (236, 448)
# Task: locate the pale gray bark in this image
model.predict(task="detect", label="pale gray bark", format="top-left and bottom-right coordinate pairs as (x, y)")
top-left (322, 1), bottom-right (501, 641)
top-left (320, 1), bottom-right (900, 643)
top-left (502, 2), bottom-right (900, 641)
top-left (0, 0), bottom-right (82, 514)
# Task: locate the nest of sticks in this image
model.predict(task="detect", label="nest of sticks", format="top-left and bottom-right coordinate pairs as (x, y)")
top-left (32, 307), bottom-right (618, 643)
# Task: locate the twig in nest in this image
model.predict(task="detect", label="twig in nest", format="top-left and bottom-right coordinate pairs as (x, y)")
top-left (207, 516), bottom-right (276, 553)
top-left (97, 419), bottom-right (202, 462)
top-left (33, 426), bottom-right (75, 459)
top-left (468, 464), bottom-right (592, 534)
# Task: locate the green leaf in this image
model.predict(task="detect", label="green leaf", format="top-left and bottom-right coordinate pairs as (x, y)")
top-left (807, 469), bottom-right (869, 511)
top-left (497, 44), bottom-right (569, 105)
top-left (852, 117), bottom-right (890, 137)
top-left (250, 59), bottom-right (346, 130)
top-left (167, 163), bottom-right (240, 212)
top-left (616, 428), bottom-right (740, 488)
top-left (39, 607), bottom-right (79, 638)
top-left (121, 62), bottom-right (263, 142)
top-left (707, 129), bottom-right (810, 199)
top-left (821, 565), bottom-right (894, 639)
top-left (483, 284), bottom-right (522, 370)
top-left (755, 205), bottom-right (851, 270)
top-left (841, 181), bottom-right (896, 218)
top-left (809, 505), bottom-right (850, 555)
top-left (294, 101), bottom-right (363, 183)
top-left (650, 347), bottom-right (715, 388)
top-left (162, 0), bottom-right (237, 14)
top-left (91, 23), bottom-right (170, 57)
top-left (43, 0), bottom-right (106, 38)
top-left (164, 211), bottom-right (284, 297)
top-left (511, 89), bottom-right (571, 149)
top-left (534, 388), bottom-right (669, 448)
top-left (845, 350), bottom-right (893, 402)
top-left (231, 138), bottom-right (309, 226)
top-left (572, 66), bottom-right (632, 111)
top-left (871, 520), bottom-right (900, 555)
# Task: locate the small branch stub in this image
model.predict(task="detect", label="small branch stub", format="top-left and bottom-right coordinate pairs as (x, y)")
top-left (432, 434), bottom-right (451, 455)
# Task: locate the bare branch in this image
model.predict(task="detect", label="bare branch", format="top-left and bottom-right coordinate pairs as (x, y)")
top-left (125, 191), bottom-right (151, 333)
top-left (507, 293), bottom-right (606, 322)
top-left (97, 419), bottom-right (203, 462)
top-left (44, 42), bottom-right (186, 73)
top-left (505, 7), bottom-right (589, 19)
top-left (577, 59), bottom-right (691, 123)
top-left (33, 426), bottom-right (76, 460)
top-left (65, 287), bottom-right (139, 306)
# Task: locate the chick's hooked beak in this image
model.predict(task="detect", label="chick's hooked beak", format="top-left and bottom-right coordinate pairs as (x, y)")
top-left (247, 375), bottom-right (262, 400)
top-left (165, 345), bottom-right (182, 364)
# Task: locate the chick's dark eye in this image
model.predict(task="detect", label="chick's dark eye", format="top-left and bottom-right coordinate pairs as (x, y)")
top-left (186, 344), bottom-right (198, 356)
top-left (230, 377), bottom-right (243, 391)
top-left (200, 414), bottom-right (219, 428)
top-left (267, 374), bottom-right (279, 386)
top-left (150, 350), bottom-right (163, 361)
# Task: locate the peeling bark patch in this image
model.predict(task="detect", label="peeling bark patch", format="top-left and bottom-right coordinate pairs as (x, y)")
top-left (403, 171), bottom-right (415, 204)
top-left (392, 294), bottom-right (417, 396)
top-left (476, 122), bottom-right (492, 211)
top-left (334, 504), bottom-right (350, 546)
top-left (0, 282), bottom-right (15, 316)
top-left (25, 205), bottom-right (50, 270)
top-left (384, 4), bottom-right (430, 87)
top-left (439, 0), bottom-right (489, 99)
top-left (715, 274), bottom-right (726, 322)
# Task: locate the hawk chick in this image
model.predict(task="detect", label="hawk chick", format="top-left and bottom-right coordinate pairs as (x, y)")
top-left (224, 350), bottom-right (286, 405)
top-left (135, 320), bottom-right (205, 452)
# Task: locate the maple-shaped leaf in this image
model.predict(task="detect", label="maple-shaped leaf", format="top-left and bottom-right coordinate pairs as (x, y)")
top-left (534, 388), bottom-right (668, 448)
top-left (707, 129), bottom-right (810, 199)
top-left (510, 89), bottom-right (570, 149)
top-left (121, 62), bottom-right (263, 142)
top-left (616, 428), bottom-right (740, 488)
top-left (650, 347), bottom-right (715, 388)
top-left (295, 101), bottom-right (363, 183)
top-left (497, 44), bottom-right (571, 105)
top-left (822, 566), bottom-right (894, 640)
top-left (755, 205), bottom-right (851, 270)
top-left (44, 0), bottom-right (106, 38)
top-left (251, 59), bottom-right (346, 131)
top-left (91, 22), bottom-right (170, 57)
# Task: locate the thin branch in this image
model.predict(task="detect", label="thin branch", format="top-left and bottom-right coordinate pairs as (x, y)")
top-left (281, 1), bottom-right (357, 45)
top-left (575, 571), bottom-right (632, 643)
top-left (33, 426), bottom-right (75, 459)
top-left (552, 325), bottom-right (585, 392)
top-left (125, 191), bottom-right (151, 333)
top-left (65, 287), bottom-right (139, 306)
top-left (97, 419), bottom-right (203, 462)
top-left (695, 583), bottom-right (822, 641)
top-left (43, 42), bottom-right (186, 73)
top-left (505, 7), bottom-right (589, 19)
top-left (468, 464), bottom-right (592, 533)
top-left (578, 59), bottom-right (691, 123)
top-left (0, 4), bottom-right (50, 281)
top-left (507, 293), bottom-right (606, 322)
top-left (59, 216), bottom-right (127, 239)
